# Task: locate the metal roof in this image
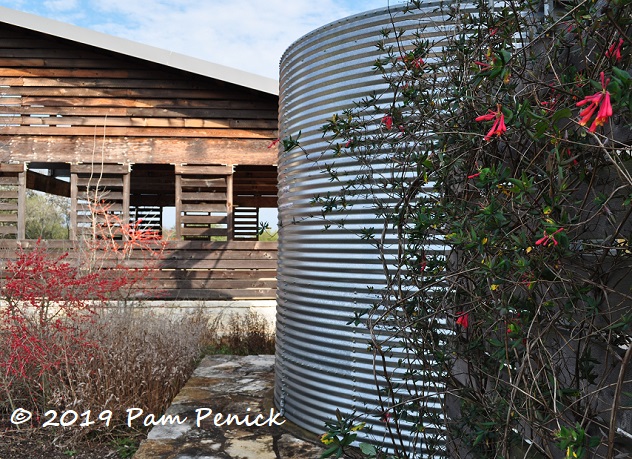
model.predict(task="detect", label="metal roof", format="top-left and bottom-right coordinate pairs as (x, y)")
top-left (0, 6), bottom-right (279, 96)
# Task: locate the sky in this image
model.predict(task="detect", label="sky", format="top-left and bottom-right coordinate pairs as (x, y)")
top-left (0, 0), bottom-right (403, 80)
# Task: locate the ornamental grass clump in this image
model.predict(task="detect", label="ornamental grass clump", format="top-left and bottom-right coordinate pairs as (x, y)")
top-left (0, 242), bottom-right (211, 443)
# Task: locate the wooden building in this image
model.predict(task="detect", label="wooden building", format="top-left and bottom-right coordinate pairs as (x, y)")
top-left (0, 7), bottom-right (278, 300)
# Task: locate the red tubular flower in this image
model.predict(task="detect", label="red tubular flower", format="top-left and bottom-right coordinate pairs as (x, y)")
top-left (456, 312), bottom-right (469, 328)
top-left (576, 72), bottom-right (613, 132)
top-left (401, 53), bottom-right (424, 69)
top-left (535, 228), bottom-right (564, 247)
top-left (606, 38), bottom-right (624, 61)
top-left (476, 105), bottom-right (507, 141)
top-left (409, 57), bottom-right (424, 68)
top-left (382, 114), bottom-right (393, 130)
top-left (475, 110), bottom-right (497, 122)
top-left (474, 61), bottom-right (492, 71)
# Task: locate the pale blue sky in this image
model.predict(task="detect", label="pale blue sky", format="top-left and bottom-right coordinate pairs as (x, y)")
top-left (0, 0), bottom-right (403, 79)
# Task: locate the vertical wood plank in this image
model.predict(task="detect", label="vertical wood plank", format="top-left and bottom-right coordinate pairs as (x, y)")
top-left (17, 165), bottom-right (26, 240)
top-left (226, 166), bottom-right (234, 241)
top-left (175, 172), bottom-right (182, 240)
top-left (122, 168), bottom-right (130, 231)
top-left (70, 172), bottom-right (78, 240)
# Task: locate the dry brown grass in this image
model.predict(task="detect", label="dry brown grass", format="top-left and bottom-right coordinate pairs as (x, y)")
top-left (0, 307), bottom-right (210, 444)
top-left (204, 310), bottom-right (276, 356)
top-left (65, 309), bottom-right (210, 432)
top-left (0, 304), bottom-right (275, 452)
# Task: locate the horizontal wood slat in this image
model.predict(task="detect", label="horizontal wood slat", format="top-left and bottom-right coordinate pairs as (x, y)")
top-left (71, 164), bottom-right (129, 174)
top-left (0, 214), bottom-right (17, 222)
top-left (181, 203), bottom-right (226, 212)
top-left (139, 279), bottom-right (277, 290)
top-left (0, 164), bottom-right (25, 172)
top-left (0, 126), bottom-right (275, 139)
top-left (76, 178), bottom-right (124, 188)
top-left (179, 178), bottom-right (227, 188)
top-left (0, 58), bottom-right (153, 69)
top-left (9, 106), bottom-right (276, 125)
top-left (0, 87), bottom-right (270, 104)
top-left (16, 116), bottom-right (276, 129)
top-left (181, 192), bottom-right (227, 201)
top-left (0, 240), bottom-right (277, 300)
top-left (181, 215), bottom-right (227, 225)
top-left (176, 165), bottom-right (233, 176)
top-left (0, 137), bottom-right (277, 166)
top-left (0, 190), bottom-right (18, 199)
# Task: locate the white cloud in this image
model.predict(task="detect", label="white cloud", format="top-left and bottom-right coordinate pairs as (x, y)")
top-left (92, 0), bottom-right (395, 78)
top-left (42, 0), bottom-right (79, 12)
top-left (0, 0), bottom-right (400, 79)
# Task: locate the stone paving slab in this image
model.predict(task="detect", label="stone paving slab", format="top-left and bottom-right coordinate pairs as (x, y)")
top-left (134, 355), bottom-right (325, 459)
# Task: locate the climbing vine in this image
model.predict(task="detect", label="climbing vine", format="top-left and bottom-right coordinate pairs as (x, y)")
top-left (307, 0), bottom-right (632, 457)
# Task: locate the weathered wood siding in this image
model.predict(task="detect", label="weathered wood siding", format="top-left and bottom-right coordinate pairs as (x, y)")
top-left (0, 240), bottom-right (277, 300)
top-left (0, 21), bottom-right (279, 300)
top-left (0, 23), bottom-right (278, 166)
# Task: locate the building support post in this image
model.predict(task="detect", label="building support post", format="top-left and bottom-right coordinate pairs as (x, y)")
top-left (16, 163), bottom-right (26, 241)
top-left (226, 166), bottom-right (234, 241)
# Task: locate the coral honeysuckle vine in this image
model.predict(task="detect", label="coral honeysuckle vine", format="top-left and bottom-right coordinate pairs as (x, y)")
top-left (306, 0), bottom-right (632, 458)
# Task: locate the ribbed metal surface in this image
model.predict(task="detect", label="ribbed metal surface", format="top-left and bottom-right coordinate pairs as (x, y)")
top-left (275, 4), bottom-right (451, 456)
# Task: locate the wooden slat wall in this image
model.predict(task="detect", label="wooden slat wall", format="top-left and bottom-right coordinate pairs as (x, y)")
top-left (0, 24), bottom-right (278, 166)
top-left (0, 163), bottom-right (26, 239)
top-left (0, 240), bottom-right (277, 300)
top-left (234, 166), bottom-right (278, 208)
top-left (70, 163), bottom-right (130, 240)
top-left (175, 164), bottom-right (232, 241)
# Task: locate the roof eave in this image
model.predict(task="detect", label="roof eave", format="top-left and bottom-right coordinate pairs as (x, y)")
top-left (0, 6), bottom-right (279, 96)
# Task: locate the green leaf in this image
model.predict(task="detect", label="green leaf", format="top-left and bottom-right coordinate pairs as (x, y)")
top-left (359, 443), bottom-right (378, 456)
top-left (534, 120), bottom-right (549, 139)
top-left (498, 49), bottom-right (512, 64)
top-left (612, 66), bottom-right (632, 82)
top-left (320, 445), bottom-right (341, 458)
top-left (551, 108), bottom-right (572, 124)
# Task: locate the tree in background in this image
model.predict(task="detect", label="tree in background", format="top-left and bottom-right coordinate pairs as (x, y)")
top-left (25, 191), bottom-right (69, 239)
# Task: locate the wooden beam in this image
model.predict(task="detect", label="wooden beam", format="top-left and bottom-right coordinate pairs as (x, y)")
top-left (175, 165), bottom-right (233, 176)
top-left (70, 172), bottom-right (77, 240)
top-left (122, 171), bottom-right (130, 228)
top-left (0, 126), bottom-right (276, 139)
top-left (17, 115), bottom-right (277, 130)
top-left (175, 174), bottom-right (182, 240)
top-left (71, 164), bottom-right (130, 175)
top-left (26, 170), bottom-right (71, 197)
top-left (12, 105), bottom-right (277, 125)
top-left (0, 137), bottom-right (277, 166)
top-left (227, 168), bottom-right (234, 241)
top-left (0, 164), bottom-right (26, 173)
top-left (17, 167), bottom-right (26, 240)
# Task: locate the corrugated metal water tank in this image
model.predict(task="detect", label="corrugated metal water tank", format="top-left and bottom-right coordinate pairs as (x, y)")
top-left (275, 3), bottom-right (449, 456)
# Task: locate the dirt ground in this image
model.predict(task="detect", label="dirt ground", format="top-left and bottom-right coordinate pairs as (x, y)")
top-left (0, 421), bottom-right (137, 459)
